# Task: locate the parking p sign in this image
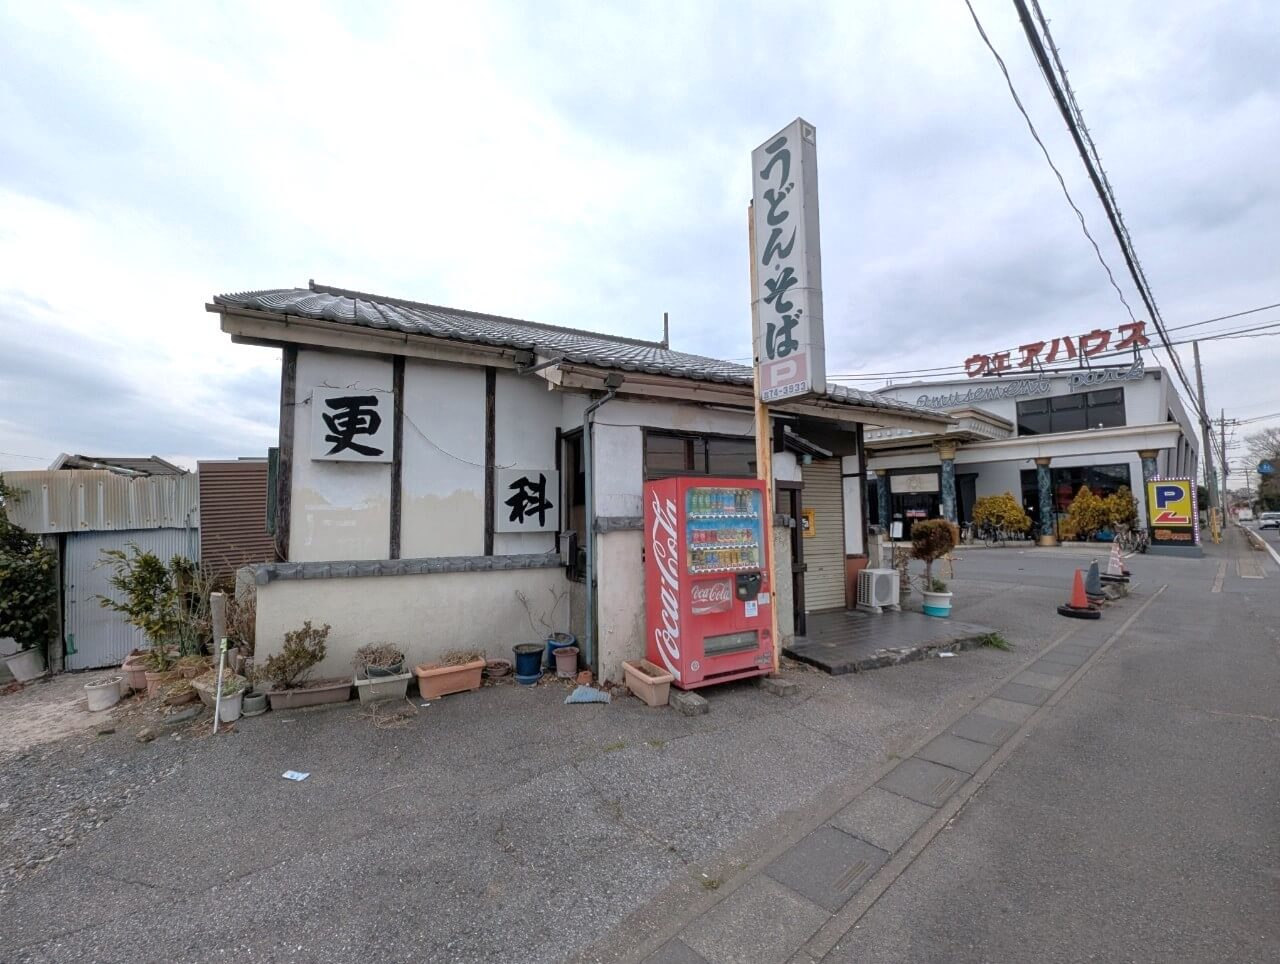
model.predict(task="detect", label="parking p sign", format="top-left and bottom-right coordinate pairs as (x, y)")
top-left (1145, 479), bottom-right (1198, 546)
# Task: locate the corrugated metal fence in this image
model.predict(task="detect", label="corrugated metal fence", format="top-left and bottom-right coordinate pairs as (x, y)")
top-left (64, 528), bottom-right (199, 670)
top-left (3, 470), bottom-right (199, 533)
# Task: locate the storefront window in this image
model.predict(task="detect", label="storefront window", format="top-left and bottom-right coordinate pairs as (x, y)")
top-left (1017, 388), bottom-right (1127, 435)
top-left (1020, 462), bottom-right (1134, 526)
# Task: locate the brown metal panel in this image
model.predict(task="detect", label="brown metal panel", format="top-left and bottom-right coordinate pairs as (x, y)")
top-left (197, 461), bottom-right (278, 584)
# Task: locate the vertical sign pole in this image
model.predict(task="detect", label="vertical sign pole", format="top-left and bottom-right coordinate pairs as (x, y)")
top-left (749, 202), bottom-right (781, 674)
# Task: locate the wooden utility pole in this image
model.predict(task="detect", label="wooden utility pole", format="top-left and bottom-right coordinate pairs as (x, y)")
top-left (1220, 409), bottom-right (1229, 520)
top-left (748, 202), bottom-right (781, 674)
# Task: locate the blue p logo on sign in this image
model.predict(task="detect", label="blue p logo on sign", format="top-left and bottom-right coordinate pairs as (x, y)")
top-left (1148, 481), bottom-right (1192, 525)
top-left (1154, 485), bottom-right (1182, 506)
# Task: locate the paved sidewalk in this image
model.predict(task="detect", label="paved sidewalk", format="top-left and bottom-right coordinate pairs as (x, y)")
top-left (579, 587), bottom-right (1158, 964)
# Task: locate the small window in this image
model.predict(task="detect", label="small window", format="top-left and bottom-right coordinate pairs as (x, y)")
top-left (645, 434), bottom-right (692, 479)
top-left (706, 438), bottom-right (755, 477)
top-left (1016, 398), bottom-right (1051, 436)
top-left (1050, 394), bottom-right (1087, 432)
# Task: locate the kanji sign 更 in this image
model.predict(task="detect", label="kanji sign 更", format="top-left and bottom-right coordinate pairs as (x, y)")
top-left (310, 387), bottom-right (393, 462)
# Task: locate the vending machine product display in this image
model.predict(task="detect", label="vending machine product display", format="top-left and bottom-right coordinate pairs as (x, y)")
top-left (644, 476), bottom-right (773, 690)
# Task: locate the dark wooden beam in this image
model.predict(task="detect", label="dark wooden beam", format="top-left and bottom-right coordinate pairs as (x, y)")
top-left (484, 367), bottom-right (496, 555)
top-left (389, 355), bottom-right (405, 559)
top-left (277, 346), bottom-right (297, 561)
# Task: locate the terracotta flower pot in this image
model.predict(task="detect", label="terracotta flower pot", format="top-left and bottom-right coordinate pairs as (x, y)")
top-left (622, 659), bottom-right (675, 708)
top-left (144, 669), bottom-right (179, 697)
top-left (413, 659), bottom-right (485, 699)
top-left (121, 656), bottom-right (149, 693)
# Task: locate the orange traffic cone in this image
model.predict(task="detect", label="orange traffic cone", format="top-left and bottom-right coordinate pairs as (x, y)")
top-left (1057, 568), bottom-right (1101, 620)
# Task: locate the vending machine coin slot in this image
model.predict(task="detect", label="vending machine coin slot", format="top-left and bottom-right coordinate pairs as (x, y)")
top-left (734, 571), bottom-right (761, 601)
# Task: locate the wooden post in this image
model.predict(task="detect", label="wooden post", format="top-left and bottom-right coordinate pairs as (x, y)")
top-left (748, 202), bottom-right (782, 673)
top-left (210, 592), bottom-right (227, 650)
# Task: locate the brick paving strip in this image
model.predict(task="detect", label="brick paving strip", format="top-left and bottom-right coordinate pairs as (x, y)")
top-left (578, 585), bottom-right (1168, 964)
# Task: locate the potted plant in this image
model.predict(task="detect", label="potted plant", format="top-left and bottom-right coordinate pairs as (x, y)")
top-left (516, 588), bottom-right (572, 671)
top-left (911, 519), bottom-right (956, 618)
top-left (352, 642), bottom-right (411, 703)
top-left (0, 477), bottom-right (58, 682)
top-left (259, 621), bottom-right (350, 710)
top-left (191, 667), bottom-right (249, 707)
top-left (241, 685), bottom-right (269, 717)
top-left (414, 649), bottom-right (486, 699)
top-left (352, 642), bottom-right (405, 678)
top-left (217, 672), bottom-right (247, 723)
top-left (97, 545), bottom-right (201, 690)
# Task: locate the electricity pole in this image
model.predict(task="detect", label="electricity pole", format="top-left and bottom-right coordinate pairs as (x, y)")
top-left (1192, 342), bottom-right (1218, 509)
top-left (1187, 337), bottom-right (1218, 537)
top-left (1220, 409), bottom-right (1229, 520)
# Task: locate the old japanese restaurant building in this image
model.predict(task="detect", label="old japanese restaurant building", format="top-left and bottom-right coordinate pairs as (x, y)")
top-left (209, 282), bottom-right (951, 683)
top-left (863, 331), bottom-right (1199, 542)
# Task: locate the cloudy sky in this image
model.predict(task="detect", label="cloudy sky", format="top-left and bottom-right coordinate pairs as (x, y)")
top-left (2, 0), bottom-right (1277, 484)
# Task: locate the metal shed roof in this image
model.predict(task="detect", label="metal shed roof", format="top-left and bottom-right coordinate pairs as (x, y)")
top-left (211, 281), bottom-right (947, 422)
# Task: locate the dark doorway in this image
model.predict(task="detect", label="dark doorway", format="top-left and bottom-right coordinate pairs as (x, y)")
top-left (957, 474), bottom-right (979, 524)
top-left (893, 493), bottom-right (940, 539)
top-left (777, 482), bottom-right (805, 636)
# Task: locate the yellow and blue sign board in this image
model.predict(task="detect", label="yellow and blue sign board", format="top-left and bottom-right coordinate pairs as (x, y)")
top-left (1145, 479), bottom-right (1198, 546)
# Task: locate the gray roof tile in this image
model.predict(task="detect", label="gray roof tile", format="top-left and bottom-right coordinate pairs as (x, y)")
top-left (213, 281), bottom-right (946, 421)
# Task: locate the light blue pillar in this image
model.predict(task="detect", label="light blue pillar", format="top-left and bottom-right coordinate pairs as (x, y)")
top-left (1036, 457), bottom-right (1055, 543)
top-left (1139, 450), bottom-right (1158, 486)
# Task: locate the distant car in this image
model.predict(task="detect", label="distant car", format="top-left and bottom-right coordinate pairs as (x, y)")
top-left (1260, 512), bottom-right (1280, 530)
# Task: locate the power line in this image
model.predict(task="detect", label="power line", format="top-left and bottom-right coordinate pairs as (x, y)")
top-left (1010, 0), bottom-right (1213, 440)
top-left (827, 298), bottom-right (1280, 381)
top-left (960, 0), bottom-right (1138, 324)
top-left (828, 316), bottom-right (1280, 382)
top-left (0, 451), bottom-right (51, 462)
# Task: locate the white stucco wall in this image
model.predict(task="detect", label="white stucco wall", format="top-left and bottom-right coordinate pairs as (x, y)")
top-left (290, 350), bottom-right (393, 562)
top-left (494, 371), bottom-right (562, 554)
top-left (254, 567), bottom-right (570, 680)
top-left (400, 359), bottom-right (486, 558)
top-left (595, 529), bottom-right (644, 685)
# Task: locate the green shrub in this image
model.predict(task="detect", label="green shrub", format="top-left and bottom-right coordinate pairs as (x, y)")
top-left (259, 620), bottom-right (330, 690)
top-left (0, 478), bottom-right (58, 654)
top-left (972, 492), bottom-right (1032, 534)
top-left (1065, 486), bottom-right (1108, 540)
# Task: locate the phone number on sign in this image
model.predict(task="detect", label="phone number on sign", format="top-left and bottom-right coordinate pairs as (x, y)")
top-left (760, 381), bottom-right (812, 402)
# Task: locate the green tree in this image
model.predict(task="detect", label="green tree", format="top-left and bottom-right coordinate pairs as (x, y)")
top-left (1103, 485), bottom-right (1139, 531)
top-left (972, 492), bottom-right (1032, 534)
top-left (1245, 428), bottom-right (1280, 510)
top-left (0, 477), bottom-right (59, 653)
top-left (1065, 486), bottom-right (1108, 540)
top-left (96, 546), bottom-right (197, 670)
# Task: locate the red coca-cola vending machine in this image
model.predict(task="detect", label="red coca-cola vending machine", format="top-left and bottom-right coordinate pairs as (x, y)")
top-left (644, 476), bottom-right (773, 690)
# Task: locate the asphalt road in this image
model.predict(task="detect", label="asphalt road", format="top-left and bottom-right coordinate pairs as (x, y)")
top-left (827, 531), bottom-right (1280, 963)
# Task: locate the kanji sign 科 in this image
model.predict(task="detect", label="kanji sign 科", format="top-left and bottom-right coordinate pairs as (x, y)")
top-left (310, 387), bottom-right (393, 462)
top-left (495, 468), bottom-right (559, 533)
top-left (964, 321), bottom-right (1151, 379)
top-left (751, 118), bottom-right (826, 403)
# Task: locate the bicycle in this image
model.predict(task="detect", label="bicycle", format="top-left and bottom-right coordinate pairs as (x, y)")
top-left (1114, 526), bottom-right (1149, 554)
top-left (977, 521), bottom-right (1010, 547)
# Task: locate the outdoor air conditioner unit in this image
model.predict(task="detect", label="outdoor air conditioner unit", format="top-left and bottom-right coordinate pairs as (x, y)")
top-left (856, 568), bottom-right (901, 614)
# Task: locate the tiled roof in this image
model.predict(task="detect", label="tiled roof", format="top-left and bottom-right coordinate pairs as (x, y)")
top-left (212, 281), bottom-right (946, 421)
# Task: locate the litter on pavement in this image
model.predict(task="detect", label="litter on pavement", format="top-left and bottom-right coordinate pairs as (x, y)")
top-left (565, 685), bottom-right (611, 704)
top-left (282, 770), bottom-right (311, 781)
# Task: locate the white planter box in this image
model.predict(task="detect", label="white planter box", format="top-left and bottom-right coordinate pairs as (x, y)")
top-left (353, 671), bottom-right (412, 703)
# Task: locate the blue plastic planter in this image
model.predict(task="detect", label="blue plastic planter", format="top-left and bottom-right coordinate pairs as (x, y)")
top-left (513, 643), bottom-right (543, 679)
top-left (922, 592), bottom-right (952, 618)
top-left (543, 632), bottom-right (577, 671)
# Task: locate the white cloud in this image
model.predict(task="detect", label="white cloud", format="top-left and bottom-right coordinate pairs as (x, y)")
top-left (1, 0), bottom-right (1277, 485)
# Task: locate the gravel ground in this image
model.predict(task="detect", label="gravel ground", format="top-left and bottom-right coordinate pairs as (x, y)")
top-left (0, 703), bottom-right (202, 900)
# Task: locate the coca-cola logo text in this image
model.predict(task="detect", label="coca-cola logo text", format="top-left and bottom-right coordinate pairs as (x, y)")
top-left (649, 491), bottom-right (682, 681)
top-left (691, 579), bottom-right (733, 615)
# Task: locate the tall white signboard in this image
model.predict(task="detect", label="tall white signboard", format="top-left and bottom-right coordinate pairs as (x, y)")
top-left (751, 118), bottom-right (826, 403)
